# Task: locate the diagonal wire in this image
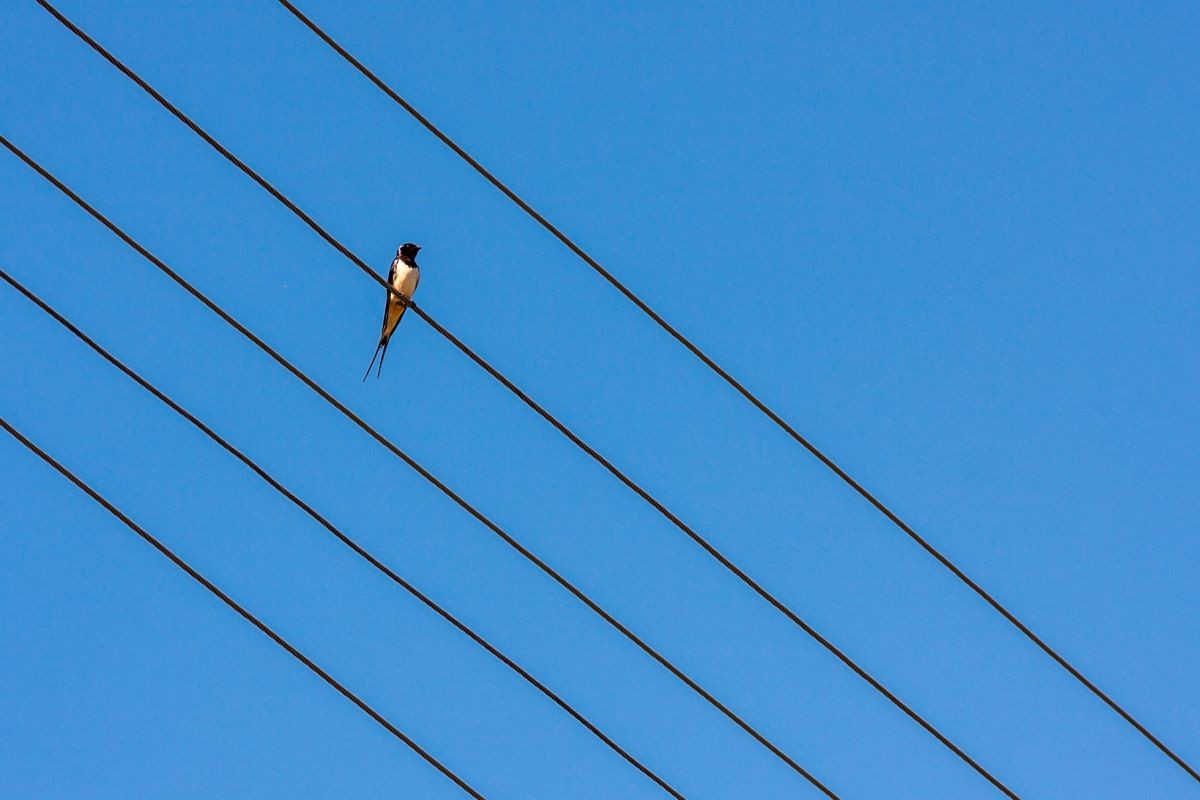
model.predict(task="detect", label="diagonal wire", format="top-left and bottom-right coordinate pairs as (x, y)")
top-left (0, 415), bottom-right (487, 800)
top-left (0, 134), bottom-right (842, 800)
top-left (267, 0), bottom-right (1200, 785)
top-left (27, 5), bottom-right (1019, 795)
top-left (0, 266), bottom-right (686, 800)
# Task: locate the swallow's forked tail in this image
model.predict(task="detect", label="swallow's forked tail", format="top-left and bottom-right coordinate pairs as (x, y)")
top-left (362, 338), bottom-right (389, 381)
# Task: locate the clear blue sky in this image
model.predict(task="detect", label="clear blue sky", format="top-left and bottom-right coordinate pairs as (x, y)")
top-left (2, 1), bottom-right (1197, 798)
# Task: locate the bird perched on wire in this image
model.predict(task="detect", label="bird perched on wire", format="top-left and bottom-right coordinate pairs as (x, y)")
top-left (363, 242), bottom-right (421, 380)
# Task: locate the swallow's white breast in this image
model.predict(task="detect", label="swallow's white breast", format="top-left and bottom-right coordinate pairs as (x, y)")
top-left (392, 260), bottom-right (420, 299)
top-left (381, 258), bottom-right (420, 340)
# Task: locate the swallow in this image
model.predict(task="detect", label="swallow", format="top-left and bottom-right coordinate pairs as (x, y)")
top-left (363, 242), bottom-right (421, 380)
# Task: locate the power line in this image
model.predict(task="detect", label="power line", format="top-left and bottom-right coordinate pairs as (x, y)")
top-left (269, 0), bottom-right (1200, 784)
top-left (0, 415), bottom-right (487, 800)
top-left (0, 266), bottom-right (685, 800)
top-left (26, 7), bottom-right (1018, 795)
top-left (0, 135), bottom-right (841, 800)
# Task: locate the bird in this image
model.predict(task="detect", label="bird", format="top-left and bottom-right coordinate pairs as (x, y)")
top-left (363, 242), bottom-right (421, 380)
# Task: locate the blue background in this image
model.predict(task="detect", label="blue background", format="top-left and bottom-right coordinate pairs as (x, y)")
top-left (1, 1), bottom-right (1197, 798)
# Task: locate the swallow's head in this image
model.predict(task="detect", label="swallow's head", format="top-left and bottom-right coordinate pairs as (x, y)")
top-left (398, 242), bottom-right (421, 260)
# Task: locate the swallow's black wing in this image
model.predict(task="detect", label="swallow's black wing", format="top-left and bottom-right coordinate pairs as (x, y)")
top-left (378, 257), bottom-right (399, 332)
top-left (363, 258), bottom-right (400, 381)
top-left (376, 291), bottom-right (391, 338)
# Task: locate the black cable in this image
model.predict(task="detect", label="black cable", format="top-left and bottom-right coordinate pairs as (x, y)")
top-left (0, 135), bottom-right (840, 800)
top-left (0, 266), bottom-right (685, 800)
top-left (26, 7), bottom-right (1019, 795)
top-left (0, 416), bottom-right (487, 800)
top-left (267, 0), bottom-right (1200, 785)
